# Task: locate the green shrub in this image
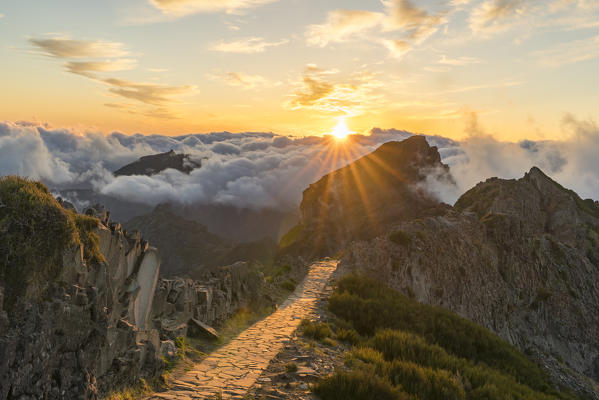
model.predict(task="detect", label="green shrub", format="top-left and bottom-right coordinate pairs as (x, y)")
top-left (389, 231), bottom-right (412, 247)
top-left (0, 176), bottom-right (103, 310)
top-left (323, 274), bottom-right (577, 400)
top-left (328, 274), bottom-right (549, 391)
top-left (314, 370), bottom-right (407, 400)
top-left (301, 319), bottom-right (333, 340)
top-left (336, 328), bottom-right (362, 345)
top-left (280, 280), bottom-right (296, 291)
top-left (383, 360), bottom-right (465, 400)
top-left (285, 362), bottom-right (298, 373)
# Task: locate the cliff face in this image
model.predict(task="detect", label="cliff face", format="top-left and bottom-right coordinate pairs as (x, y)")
top-left (283, 136), bottom-right (452, 258)
top-left (0, 199), bottom-right (163, 399)
top-left (339, 167), bottom-right (599, 398)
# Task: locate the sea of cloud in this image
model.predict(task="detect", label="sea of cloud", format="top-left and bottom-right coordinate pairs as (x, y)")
top-left (1, 117), bottom-right (598, 210)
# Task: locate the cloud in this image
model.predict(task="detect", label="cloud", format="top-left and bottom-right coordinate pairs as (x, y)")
top-left (29, 37), bottom-right (129, 58)
top-left (207, 71), bottom-right (268, 89)
top-left (306, 10), bottom-right (384, 47)
top-left (469, 0), bottom-right (529, 32)
top-left (3, 117), bottom-right (599, 211)
top-left (29, 35), bottom-right (195, 118)
top-left (383, 0), bottom-right (446, 42)
top-left (103, 78), bottom-right (196, 106)
top-left (534, 34), bottom-right (599, 67)
top-left (305, 0), bottom-right (445, 58)
top-left (0, 13), bottom-right (4, 19)
top-left (382, 39), bottom-right (413, 58)
top-left (149, 0), bottom-right (278, 16)
top-left (286, 65), bottom-right (384, 115)
top-left (65, 59), bottom-right (138, 77)
top-left (209, 37), bottom-right (288, 53)
top-left (438, 55), bottom-right (481, 65)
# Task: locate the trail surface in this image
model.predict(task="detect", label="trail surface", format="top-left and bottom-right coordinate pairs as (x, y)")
top-left (148, 260), bottom-right (338, 400)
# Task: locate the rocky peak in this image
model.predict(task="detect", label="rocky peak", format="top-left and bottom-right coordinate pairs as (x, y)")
top-left (282, 136), bottom-right (453, 258)
top-left (456, 166), bottom-right (599, 245)
top-left (114, 150), bottom-right (201, 177)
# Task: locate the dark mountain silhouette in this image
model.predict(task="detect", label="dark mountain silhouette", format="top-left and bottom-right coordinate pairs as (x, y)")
top-left (114, 149), bottom-right (201, 176)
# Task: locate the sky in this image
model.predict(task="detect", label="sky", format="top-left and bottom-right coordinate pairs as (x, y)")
top-left (0, 0), bottom-right (598, 140)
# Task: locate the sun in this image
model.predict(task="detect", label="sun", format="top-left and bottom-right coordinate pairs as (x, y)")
top-left (331, 118), bottom-right (353, 140)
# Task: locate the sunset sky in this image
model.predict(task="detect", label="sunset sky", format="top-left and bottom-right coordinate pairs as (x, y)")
top-left (0, 0), bottom-right (598, 140)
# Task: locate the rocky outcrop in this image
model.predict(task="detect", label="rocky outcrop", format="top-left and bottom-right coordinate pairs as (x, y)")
top-left (151, 262), bottom-right (265, 339)
top-left (282, 136), bottom-right (452, 258)
top-left (0, 204), bottom-right (164, 399)
top-left (339, 167), bottom-right (599, 398)
top-left (114, 150), bottom-right (201, 177)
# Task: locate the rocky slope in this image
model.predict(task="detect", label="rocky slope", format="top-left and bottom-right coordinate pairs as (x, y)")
top-left (338, 167), bottom-right (599, 398)
top-left (281, 135), bottom-right (452, 258)
top-left (114, 149), bottom-right (200, 176)
top-left (124, 204), bottom-right (277, 277)
top-left (0, 179), bottom-right (164, 399)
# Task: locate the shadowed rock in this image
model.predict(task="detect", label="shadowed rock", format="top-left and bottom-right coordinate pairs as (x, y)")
top-left (114, 149), bottom-right (201, 177)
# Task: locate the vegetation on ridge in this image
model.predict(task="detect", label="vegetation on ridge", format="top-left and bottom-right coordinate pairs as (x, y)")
top-left (0, 176), bottom-right (104, 310)
top-left (315, 274), bottom-right (578, 400)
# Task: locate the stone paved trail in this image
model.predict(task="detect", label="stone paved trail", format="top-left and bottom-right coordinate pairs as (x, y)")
top-left (148, 260), bottom-right (338, 400)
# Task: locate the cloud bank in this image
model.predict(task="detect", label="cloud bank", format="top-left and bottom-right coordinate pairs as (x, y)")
top-left (1, 118), bottom-right (599, 212)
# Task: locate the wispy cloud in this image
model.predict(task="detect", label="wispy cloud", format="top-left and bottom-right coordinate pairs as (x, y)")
top-left (383, 0), bottom-right (446, 42)
top-left (306, 10), bottom-right (384, 47)
top-left (207, 71), bottom-right (269, 89)
top-left (29, 36), bottom-right (129, 58)
top-left (28, 34), bottom-right (195, 118)
top-left (534, 34), bottom-right (599, 67)
top-left (65, 59), bottom-right (138, 77)
top-left (382, 39), bottom-right (412, 58)
top-left (209, 37), bottom-right (288, 53)
top-left (438, 55), bottom-right (481, 65)
top-left (103, 78), bottom-right (196, 106)
top-left (286, 65), bottom-right (384, 116)
top-left (0, 13), bottom-right (5, 19)
top-left (149, 0), bottom-right (278, 16)
top-left (306, 0), bottom-right (446, 59)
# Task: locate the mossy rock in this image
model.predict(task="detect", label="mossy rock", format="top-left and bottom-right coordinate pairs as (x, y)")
top-left (0, 176), bottom-right (104, 310)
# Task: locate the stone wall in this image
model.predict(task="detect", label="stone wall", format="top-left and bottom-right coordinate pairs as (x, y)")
top-left (152, 262), bottom-right (265, 340)
top-left (0, 206), bottom-right (164, 400)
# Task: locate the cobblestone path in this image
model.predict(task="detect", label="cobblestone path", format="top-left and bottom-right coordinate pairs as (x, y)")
top-left (148, 260), bottom-right (338, 400)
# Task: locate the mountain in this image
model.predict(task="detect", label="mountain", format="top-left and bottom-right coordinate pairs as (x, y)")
top-left (280, 135), bottom-right (452, 258)
top-left (175, 203), bottom-right (299, 242)
top-left (337, 166), bottom-right (599, 398)
top-left (114, 149), bottom-right (201, 176)
top-left (124, 204), bottom-right (277, 277)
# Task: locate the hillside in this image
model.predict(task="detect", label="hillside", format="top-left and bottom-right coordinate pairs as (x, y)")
top-left (124, 204), bottom-right (277, 277)
top-left (339, 166), bottom-right (599, 398)
top-left (315, 275), bottom-right (578, 400)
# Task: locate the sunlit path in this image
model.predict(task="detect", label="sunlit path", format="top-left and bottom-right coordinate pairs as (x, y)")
top-left (147, 260), bottom-right (338, 400)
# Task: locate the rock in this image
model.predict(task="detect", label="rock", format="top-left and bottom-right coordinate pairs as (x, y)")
top-left (160, 340), bottom-right (177, 361)
top-left (151, 261), bottom-right (264, 340)
top-left (0, 198), bottom-right (164, 399)
top-left (340, 167), bottom-right (599, 398)
top-left (187, 318), bottom-right (218, 340)
top-left (281, 136), bottom-right (453, 258)
top-left (114, 150), bottom-right (201, 177)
